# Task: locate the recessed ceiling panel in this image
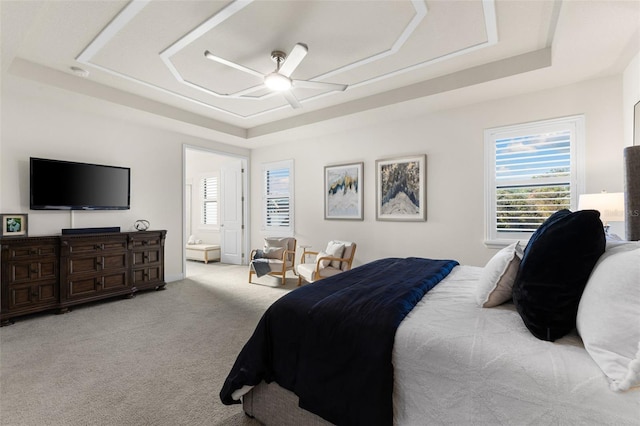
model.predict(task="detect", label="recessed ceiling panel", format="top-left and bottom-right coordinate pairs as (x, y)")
top-left (10, 0), bottom-right (614, 135)
top-left (74, 0), bottom-right (496, 119)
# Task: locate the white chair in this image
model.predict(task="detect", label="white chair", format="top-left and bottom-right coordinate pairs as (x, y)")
top-left (248, 237), bottom-right (296, 285)
top-left (296, 241), bottom-right (356, 286)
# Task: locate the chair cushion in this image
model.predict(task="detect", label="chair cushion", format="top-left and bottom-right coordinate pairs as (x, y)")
top-left (316, 251), bottom-right (331, 268)
top-left (263, 246), bottom-right (284, 259)
top-left (340, 243), bottom-right (355, 271)
top-left (297, 263), bottom-right (343, 282)
top-left (264, 237), bottom-right (289, 249)
top-left (325, 241), bottom-right (346, 268)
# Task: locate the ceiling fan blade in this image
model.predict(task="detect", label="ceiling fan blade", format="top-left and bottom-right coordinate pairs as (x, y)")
top-left (282, 91), bottom-right (302, 109)
top-left (278, 43), bottom-right (308, 77)
top-left (293, 80), bottom-right (347, 92)
top-left (204, 50), bottom-right (264, 78)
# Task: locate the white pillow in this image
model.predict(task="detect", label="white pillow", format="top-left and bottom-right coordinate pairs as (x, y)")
top-left (264, 237), bottom-right (288, 249)
top-left (476, 241), bottom-right (522, 308)
top-left (263, 246), bottom-right (285, 259)
top-left (316, 251), bottom-right (331, 269)
top-left (577, 242), bottom-right (640, 392)
top-left (325, 242), bottom-right (345, 269)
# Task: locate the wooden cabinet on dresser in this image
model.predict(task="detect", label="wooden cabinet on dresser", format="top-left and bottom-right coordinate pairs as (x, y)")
top-left (129, 231), bottom-right (166, 292)
top-left (0, 230), bottom-right (166, 325)
top-left (0, 236), bottom-right (59, 324)
top-left (59, 233), bottom-right (132, 312)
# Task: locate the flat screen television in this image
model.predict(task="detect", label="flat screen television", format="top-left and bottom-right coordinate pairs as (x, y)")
top-left (30, 157), bottom-right (130, 210)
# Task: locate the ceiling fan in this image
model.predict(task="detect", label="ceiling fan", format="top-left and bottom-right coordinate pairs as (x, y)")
top-left (204, 43), bottom-right (347, 109)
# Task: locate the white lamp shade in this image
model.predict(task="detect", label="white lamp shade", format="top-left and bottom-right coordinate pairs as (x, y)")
top-left (578, 192), bottom-right (625, 223)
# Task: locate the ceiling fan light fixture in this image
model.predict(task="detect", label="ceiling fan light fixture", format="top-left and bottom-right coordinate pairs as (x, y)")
top-left (264, 72), bottom-right (292, 91)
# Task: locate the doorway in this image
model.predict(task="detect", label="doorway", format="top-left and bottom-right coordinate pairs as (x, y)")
top-left (183, 146), bottom-right (249, 278)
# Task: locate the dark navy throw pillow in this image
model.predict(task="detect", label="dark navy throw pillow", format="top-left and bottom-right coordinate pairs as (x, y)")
top-left (512, 209), bottom-right (606, 341)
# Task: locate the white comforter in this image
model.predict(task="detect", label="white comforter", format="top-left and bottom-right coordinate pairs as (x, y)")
top-left (393, 266), bottom-right (639, 425)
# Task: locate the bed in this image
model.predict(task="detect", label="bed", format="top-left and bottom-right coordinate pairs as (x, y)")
top-left (220, 210), bottom-right (640, 425)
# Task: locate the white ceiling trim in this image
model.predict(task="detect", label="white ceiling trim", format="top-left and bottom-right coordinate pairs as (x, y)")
top-left (75, 0), bottom-right (148, 63)
top-left (75, 0), bottom-right (248, 118)
top-left (161, 0), bottom-right (428, 114)
top-left (74, 0), bottom-right (499, 121)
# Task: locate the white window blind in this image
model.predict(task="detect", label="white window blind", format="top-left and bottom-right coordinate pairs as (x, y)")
top-left (485, 116), bottom-right (584, 246)
top-left (263, 160), bottom-right (294, 234)
top-left (202, 176), bottom-right (218, 226)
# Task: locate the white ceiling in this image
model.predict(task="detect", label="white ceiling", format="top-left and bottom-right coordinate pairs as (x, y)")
top-left (1, 0), bottom-right (639, 148)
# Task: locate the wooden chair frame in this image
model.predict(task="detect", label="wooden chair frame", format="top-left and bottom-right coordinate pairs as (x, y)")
top-left (297, 243), bottom-right (356, 286)
top-left (248, 238), bottom-right (296, 285)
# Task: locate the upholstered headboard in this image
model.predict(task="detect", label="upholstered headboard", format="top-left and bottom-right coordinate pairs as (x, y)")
top-left (625, 145), bottom-right (640, 240)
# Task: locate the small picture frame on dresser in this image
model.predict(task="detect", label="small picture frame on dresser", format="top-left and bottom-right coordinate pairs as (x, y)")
top-left (1, 213), bottom-right (28, 238)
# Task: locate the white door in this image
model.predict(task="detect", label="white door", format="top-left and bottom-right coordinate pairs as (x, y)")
top-left (220, 161), bottom-right (243, 264)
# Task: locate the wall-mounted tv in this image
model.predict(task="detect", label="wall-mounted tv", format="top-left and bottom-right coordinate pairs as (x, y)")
top-left (30, 157), bottom-right (130, 210)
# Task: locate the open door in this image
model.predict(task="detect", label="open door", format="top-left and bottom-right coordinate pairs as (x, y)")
top-left (220, 160), bottom-right (243, 264)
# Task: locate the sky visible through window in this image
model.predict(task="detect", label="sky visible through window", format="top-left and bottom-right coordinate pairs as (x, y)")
top-left (496, 130), bottom-right (571, 181)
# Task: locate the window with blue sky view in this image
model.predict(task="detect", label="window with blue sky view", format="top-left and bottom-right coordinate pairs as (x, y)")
top-left (485, 116), bottom-right (584, 243)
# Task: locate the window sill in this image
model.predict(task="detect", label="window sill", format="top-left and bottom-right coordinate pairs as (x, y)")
top-left (484, 239), bottom-right (528, 249)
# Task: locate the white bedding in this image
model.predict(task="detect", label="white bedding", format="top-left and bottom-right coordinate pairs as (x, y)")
top-left (393, 265), bottom-right (640, 425)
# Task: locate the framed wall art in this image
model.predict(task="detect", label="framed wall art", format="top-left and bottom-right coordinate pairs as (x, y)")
top-left (1, 213), bottom-right (28, 238)
top-left (324, 162), bottom-right (364, 220)
top-left (376, 154), bottom-right (426, 221)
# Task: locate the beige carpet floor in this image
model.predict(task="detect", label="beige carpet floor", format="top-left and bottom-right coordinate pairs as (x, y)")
top-left (0, 262), bottom-right (299, 426)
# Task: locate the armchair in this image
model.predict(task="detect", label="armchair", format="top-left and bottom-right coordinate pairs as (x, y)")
top-left (248, 237), bottom-right (296, 285)
top-left (296, 240), bottom-right (356, 286)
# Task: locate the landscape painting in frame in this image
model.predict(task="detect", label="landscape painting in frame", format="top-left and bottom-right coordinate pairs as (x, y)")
top-left (325, 162), bottom-right (363, 220)
top-left (376, 155), bottom-right (426, 221)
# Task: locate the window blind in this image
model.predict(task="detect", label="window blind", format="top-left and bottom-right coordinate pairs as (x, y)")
top-left (265, 167), bottom-right (290, 228)
top-left (202, 176), bottom-right (218, 225)
top-left (494, 130), bottom-right (571, 233)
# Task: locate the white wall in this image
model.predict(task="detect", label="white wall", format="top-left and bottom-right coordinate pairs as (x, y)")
top-left (1, 71), bottom-right (631, 277)
top-left (0, 80), bottom-right (249, 282)
top-left (623, 51), bottom-right (640, 147)
top-left (251, 75), bottom-right (625, 267)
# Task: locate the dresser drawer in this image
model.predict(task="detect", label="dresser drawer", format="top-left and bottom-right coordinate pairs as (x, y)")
top-left (67, 271), bottom-right (129, 297)
top-left (5, 259), bottom-right (58, 285)
top-left (9, 281), bottom-right (58, 310)
top-left (65, 238), bottom-right (128, 256)
top-left (131, 248), bottom-right (161, 267)
top-left (67, 253), bottom-right (128, 276)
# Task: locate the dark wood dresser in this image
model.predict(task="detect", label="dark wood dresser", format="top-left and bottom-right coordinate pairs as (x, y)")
top-left (1, 230), bottom-right (166, 325)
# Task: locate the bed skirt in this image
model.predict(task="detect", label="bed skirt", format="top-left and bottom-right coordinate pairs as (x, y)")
top-left (243, 381), bottom-right (333, 426)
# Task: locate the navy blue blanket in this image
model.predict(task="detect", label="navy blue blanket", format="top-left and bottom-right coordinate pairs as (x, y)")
top-left (220, 257), bottom-right (458, 425)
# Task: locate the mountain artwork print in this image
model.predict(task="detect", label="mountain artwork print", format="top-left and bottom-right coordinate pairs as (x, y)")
top-left (325, 162), bottom-right (363, 220)
top-left (376, 155), bottom-right (426, 221)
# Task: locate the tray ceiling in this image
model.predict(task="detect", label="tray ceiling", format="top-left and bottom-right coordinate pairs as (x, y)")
top-left (2, 0), bottom-right (639, 145)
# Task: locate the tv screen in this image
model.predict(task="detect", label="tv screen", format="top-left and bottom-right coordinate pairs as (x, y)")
top-left (30, 157), bottom-right (130, 210)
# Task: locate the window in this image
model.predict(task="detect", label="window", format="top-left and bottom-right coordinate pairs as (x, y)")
top-left (201, 175), bottom-right (218, 226)
top-left (262, 160), bottom-right (294, 234)
top-left (485, 115), bottom-right (585, 246)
